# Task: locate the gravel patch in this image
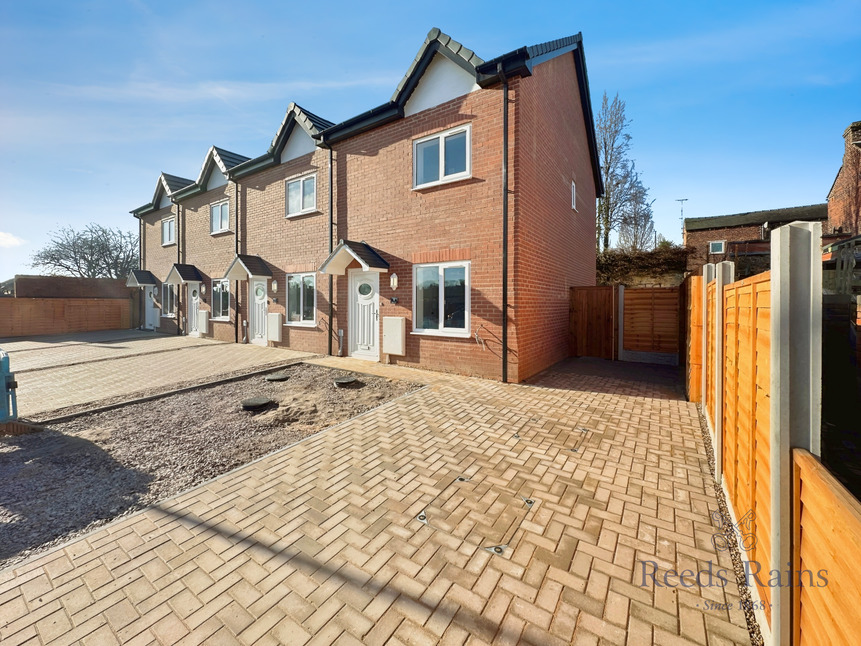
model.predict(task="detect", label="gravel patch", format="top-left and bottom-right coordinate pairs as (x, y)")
top-left (1, 363), bottom-right (420, 571)
top-left (697, 405), bottom-right (764, 646)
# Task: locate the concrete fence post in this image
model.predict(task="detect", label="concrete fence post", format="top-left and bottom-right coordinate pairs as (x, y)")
top-left (701, 263), bottom-right (715, 425)
top-left (769, 220), bottom-right (822, 645)
top-left (713, 261), bottom-right (735, 485)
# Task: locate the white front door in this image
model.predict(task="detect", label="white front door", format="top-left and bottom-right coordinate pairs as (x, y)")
top-left (144, 288), bottom-right (157, 330)
top-left (349, 270), bottom-right (379, 361)
top-left (250, 279), bottom-right (268, 345)
top-left (187, 283), bottom-right (200, 336)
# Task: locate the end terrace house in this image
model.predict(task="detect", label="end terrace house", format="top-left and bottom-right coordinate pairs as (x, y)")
top-left (128, 28), bottom-right (603, 383)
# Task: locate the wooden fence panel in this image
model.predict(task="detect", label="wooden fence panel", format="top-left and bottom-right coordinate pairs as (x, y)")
top-left (0, 298), bottom-right (131, 338)
top-left (569, 286), bottom-right (615, 359)
top-left (793, 449), bottom-right (861, 645)
top-left (718, 271), bottom-right (772, 613)
top-left (685, 276), bottom-right (703, 402)
top-left (622, 288), bottom-right (679, 354)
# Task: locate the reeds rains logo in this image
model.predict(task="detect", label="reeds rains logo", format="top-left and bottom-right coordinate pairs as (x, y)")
top-left (639, 509), bottom-right (828, 588)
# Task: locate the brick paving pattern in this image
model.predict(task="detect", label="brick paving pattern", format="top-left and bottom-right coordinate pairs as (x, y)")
top-left (0, 358), bottom-right (751, 645)
top-left (3, 331), bottom-right (313, 418)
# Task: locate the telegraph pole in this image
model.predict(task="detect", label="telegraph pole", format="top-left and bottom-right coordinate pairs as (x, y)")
top-left (676, 198), bottom-right (688, 237)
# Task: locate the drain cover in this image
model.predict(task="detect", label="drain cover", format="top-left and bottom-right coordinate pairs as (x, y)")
top-left (241, 397), bottom-right (274, 411)
top-left (265, 372), bottom-right (290, 382)
top-left (334, 376), bottom-right (358, 388)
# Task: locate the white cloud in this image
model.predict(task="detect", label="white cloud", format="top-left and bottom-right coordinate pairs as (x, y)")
top-left (0, 232), bottom-right (25, 248)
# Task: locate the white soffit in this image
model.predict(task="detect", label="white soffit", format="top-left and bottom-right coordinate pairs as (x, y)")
top-left (404, 53), bottom-right (480, 117)
top-left (281, 127), bottom-right (317, 164)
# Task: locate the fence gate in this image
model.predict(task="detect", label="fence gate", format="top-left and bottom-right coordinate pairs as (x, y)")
top-left (618, 286), bottom-right (680, 365)
top-left (569, 286), bottom-right (616, 359)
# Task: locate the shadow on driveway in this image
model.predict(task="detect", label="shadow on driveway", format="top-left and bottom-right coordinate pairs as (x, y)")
top-left (0, 428), bottom-right (151, 565)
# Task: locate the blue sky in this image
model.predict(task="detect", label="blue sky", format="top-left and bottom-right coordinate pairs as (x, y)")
top-left (1, 0), bottom-right (859, 279)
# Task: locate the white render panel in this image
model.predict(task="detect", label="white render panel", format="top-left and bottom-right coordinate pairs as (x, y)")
top-left (158, 193), bottom-right (171, 209)
top-left (206, 169), bottom-right (228, 191)
top-left (281, 128), bottom-right (316, 163)
top-left (404, 54), bottom-right (479, 117)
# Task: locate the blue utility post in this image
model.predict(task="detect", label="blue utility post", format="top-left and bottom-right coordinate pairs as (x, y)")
top-left (0, 349), bottom-right (18, 423)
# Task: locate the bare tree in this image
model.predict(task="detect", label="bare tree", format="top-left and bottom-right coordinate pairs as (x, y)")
top-left (617, 170), bottom-right (655, 251)
top-left (596, 92), bottom-right (636, 252)
top-left (31, 224), bottom-right (139, 279)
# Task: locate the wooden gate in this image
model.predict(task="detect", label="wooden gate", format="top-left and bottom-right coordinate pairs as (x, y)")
top-left (569, 286), bottom-right (616, 359)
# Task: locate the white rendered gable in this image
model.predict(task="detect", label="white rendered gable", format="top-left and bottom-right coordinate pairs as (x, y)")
top-left (281, 127), bottom-right (317, 163)
top-left (206, 168), bottom-right (228, 191)
top-left (158, 192), bottom-right (171, 209)
top-left (404, 54), bottom-right (480, 117)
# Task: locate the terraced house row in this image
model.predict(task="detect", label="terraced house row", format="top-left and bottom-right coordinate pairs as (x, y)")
top-left (128, 28), bottom-right (603, 382)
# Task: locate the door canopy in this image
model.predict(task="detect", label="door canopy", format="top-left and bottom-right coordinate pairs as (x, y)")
top-left (165, 263), bottom-right (204, 285)
top-left (126, 269), bottom-right (158, 287)
top-left (319, 240), bottom-right (389, 275)
top-left (223, 254), bottom-right (273, 281)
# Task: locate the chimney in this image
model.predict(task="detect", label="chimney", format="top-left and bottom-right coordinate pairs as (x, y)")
top-left (845, 121), bottom-right (861, 151)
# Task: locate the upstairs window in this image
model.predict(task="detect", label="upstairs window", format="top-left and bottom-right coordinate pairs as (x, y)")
top-left (286, 273), bottom-right (316, 325)
top-left (286, 174), bottom-right (317, 217)
top-left (211, 279), bottom-right (230, 319)
top-left (709, 241), bottom-right (726, 254)
top-left (210, 201), bottom-right (229, 234)
top-left (161, 283), bottom-right (176, 317)
top-left (161, 218), bottom-right (175, 246)
top-left (413, 124), bottom-right (471, 188)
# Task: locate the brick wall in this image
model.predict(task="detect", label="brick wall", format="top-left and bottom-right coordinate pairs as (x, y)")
top-left (141, 204), bottom-right (181, 336)
top-left (513, 53), bottom-right (597, 381)
top-left (12, 276), bottom-right (133, 299)
top-left (828, 123), bottom-right (861, 236)
top-left (685, 225), bottom-right (763, 274)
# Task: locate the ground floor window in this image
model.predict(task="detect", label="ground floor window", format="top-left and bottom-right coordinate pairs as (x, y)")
top-left (286, 273), bottom-right (315, 325)
top-left (161, 283), bottom-right (176, 317)
top-left (413, 261), bottom-right (470, 335)
top-left (212, 279), bottom-right (229, 319)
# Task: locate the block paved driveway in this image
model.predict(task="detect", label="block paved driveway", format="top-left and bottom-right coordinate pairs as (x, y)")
top-left (0, 330), bottom-right (313, 419)
top-left (0, 358), bottom-right (752, 645)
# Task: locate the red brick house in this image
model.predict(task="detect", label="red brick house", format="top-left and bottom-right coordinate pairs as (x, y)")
top-left (827, 121), bottom-right (861, 236)
top-left (683, 204), bottom-right (828, 277)
top-left (128, 28), bottom-right (602, 383)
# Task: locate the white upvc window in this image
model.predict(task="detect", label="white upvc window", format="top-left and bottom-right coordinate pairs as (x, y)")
top-left (709, 240), bottom-right (726, 254)
top-left (161, 217), bottom-right (175, 246)
top-left (285, 273), bottom-right (316, 325)
top-left (210, 201), bottom-right (229, 234)
top-left (161, 283), bottom-right (176, 317)
top-left (286, 174), bottom-right (317, 217)
top-left (571, 180), bottom-right (577, 211)
top-left (413, 124), bottom-right (471, 189)
top-left (211, 279), bottom-right (230, 320)
top-left (412, 261), bottom-right (470, 337)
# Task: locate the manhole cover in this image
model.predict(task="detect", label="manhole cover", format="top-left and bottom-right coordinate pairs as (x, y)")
top-left (264, 372), bottom-right (290, 382)
top-left (415, 475), bottom-right (536, 551)
top-left (333, 376), bottom-right (359, 388)
top-left (241, 397), bottom-right (274, 411)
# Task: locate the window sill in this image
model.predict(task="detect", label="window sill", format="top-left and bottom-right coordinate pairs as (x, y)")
top-left (286, 210), bottom-right (320, 219)
top-left (210, 230), bottom-right (234, 237)
top-left (412, 174), bottom-right (471, 191)
top-left (284, 321), bottom-right (316, 328)
top-left (161, 315), bottom-right (176, 319)
top-left (411, 329), bottom-right (470, 339)
top-left (210, 317), bottom-right (230, 322)
top-left (161, 242), bottom-right (176, 247)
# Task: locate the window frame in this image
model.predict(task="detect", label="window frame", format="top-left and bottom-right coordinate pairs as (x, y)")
top-left (709, 240), bottom-right (726, 254)
top-left (161, 217), bottom-right (176, 246)
top-left (161, 283), bottom-right (176, 318)
top-left (284, 272), bottom-right (317, 326)
top-left (211, 279), bottom-right (230, 321)
top-left (411, 260), bottom-right (471, 338)
top-left (209, 200), bottom-right (230, 234)
top-left (285, 173), bottom-right (318, 218)
top-left (412, 124), bottom-right (472, 190)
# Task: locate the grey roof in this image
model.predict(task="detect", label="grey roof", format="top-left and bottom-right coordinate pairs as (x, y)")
top-left (341, 240), bottom-right (389, 270)
top-left (266, 103), bottom-right (335, 156)
top-left (236, 254), bottom-right (273, 277)
top-left (526, 34), bottom-right (582, 59)
top-left (212, 147), bottom-right (251, 170)
top-left (171, 264), bottom-right (204, 282)
top-left (127, 269), bottom-right (158, 287)
top-left (684, 204), bottom-right (828, 232)
top-left (161, 173), bottom-right (195, 193)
